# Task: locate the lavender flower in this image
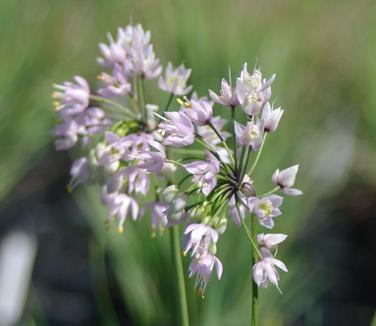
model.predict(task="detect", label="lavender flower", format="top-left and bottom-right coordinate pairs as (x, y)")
top-left (103, 192), bottom-right (139, 233)
top-left (129, 44), bottom-right (162, 79)
top-left (97, 33), bottom-right (126, 67)
top-left (272, 165), bottom-right (303, 196)
top-left (158, 63), bottom-right (192, 96)
top-left (261, 102), bottom-right (284, 132)
top-left (249, 195), bottom-right (283, 229)
top-left (184, 223), bottom-right (219, 258)
top-left (236, 64), bottom-right (275, 116)
top-left (52, 76), bottom-right (90, 118)
top-left (145, 202), bottom-right (169, 236)
top-left (189, 253), bottom-right (223, 296)
top-left (159, 111), bottom-right (195, 146)
top-left (98, 64), bottom-right (132, 97)
top-left (183, 99), bottom-right (213, 126)
top-left (68, 157), bottom-right (91, 191)
top-left (184, 153), bottom-right (220, 196)
top-left (234, 120), bottom-right (264, 150)
top-left (252, 249), bottom-right (287, 293)
top-left (97, 132), bottom-right (127, 166)
top-left (257, 233), bottom-right (287, 252)
top-left (53, 120), bottom-right (80, 151)
top-left (209, 78), bottom-right (239, 107)
top-left (125, 167), bottom-right (150, 195)
top-left (229, 195), bottom-right (245, 226)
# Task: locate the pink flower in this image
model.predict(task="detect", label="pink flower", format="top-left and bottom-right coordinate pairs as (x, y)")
top-left (158, 62), bottom-right (192, 96)
top-left (272, 165), bottom-right (303, 196)
top-left (209, 78), bottom-right (239, 107)
top-left (184, 153), bottom-right (220, 196)
top-left (159, 111), bottom-right (195, 146)
top-left (189, 253), bottom-right (223, 296)
top-left (252, 250), bottom-right (287, 293)
top-left (183, 99), bottom-right (213, 126)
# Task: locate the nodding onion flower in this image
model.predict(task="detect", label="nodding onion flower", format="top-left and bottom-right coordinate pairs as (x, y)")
top-left (51, 22), bottom-right (301, 303)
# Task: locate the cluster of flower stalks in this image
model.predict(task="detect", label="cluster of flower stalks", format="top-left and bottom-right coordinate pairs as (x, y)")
top-left (52, 23), bottom-right (302, 320)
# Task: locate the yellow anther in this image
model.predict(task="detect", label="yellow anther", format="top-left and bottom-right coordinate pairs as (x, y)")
top-left (117, 226), bottom-right (124, 234)
top-left (66, 185), bottom-right (73, 194)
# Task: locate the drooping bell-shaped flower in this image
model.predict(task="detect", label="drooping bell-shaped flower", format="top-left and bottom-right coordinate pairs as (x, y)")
top-left (252, 249), bottom-right (287, 293)
top-left (68, 157), bottom-right (91, 191)
top-left (184, 223), bottom-right (219, 258)
top-left (272, 165), bottom-right (303, 196)
top-left (189, 253), bottom-right (223, 297)
top-left (145, 201), bottom-right (169, 236)
top-left (103, 192), bottom-right (139, 233)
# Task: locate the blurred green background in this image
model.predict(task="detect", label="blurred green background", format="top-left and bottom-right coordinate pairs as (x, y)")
top-left (1, 0), bottom-right (376, 325)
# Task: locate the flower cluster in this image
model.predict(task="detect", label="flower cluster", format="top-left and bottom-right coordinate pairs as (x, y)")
top-left (52, 23), bottom-right (302, 298)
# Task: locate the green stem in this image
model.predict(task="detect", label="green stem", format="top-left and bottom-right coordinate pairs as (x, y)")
top-left (166, 93), bottom-right (174, 110)
top-left (208, 121), bottom-right (235, 166)
top-left (250, 213), bottom-right (258, 326)
top-left (138, 77), bottom-right (147, 121)
top-left (258, 186), bottom-right (279, 197)
top-left (231, 106), bottom-right (238, 173)
top-left (170, 226), bottom-right (190, 326)
top-left (236, 201), bottom-right (261, 326)
top-left (248, 134), bottom-right (267, 176)
top-left (89, 94), bottom-right (137, 119)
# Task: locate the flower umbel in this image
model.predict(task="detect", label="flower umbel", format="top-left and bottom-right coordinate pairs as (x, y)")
top-left (51, 22), bottom-right (302, 325)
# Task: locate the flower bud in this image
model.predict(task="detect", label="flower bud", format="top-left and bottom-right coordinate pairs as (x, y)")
top-left (215, 217), bottom-right (228, 234)
top-left (161, 185), bottom-right (179, 203)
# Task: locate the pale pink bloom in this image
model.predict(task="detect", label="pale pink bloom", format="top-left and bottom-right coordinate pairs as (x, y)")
top-left (69, 157), bottom-right (91, 189)
top-left (159, 111), bottom-right (195, 146)
top-left (183, 99), bottom-right (213, 126)
top-left (209, 78), bottom-right (239, 107)
top-left (103, 192), bottom-right (139, 232)
top-left (53, 120), bottom-right (80, 150)
top-left (261, 102), bottom-right (284, 133)
top-left (97, 33), bottom-right (126, 67)
top-left (125, 167), bottom-right (150, 196)
top-left (252, 250), bottom-right (287, 293)
top-left (144, 201), bottom-right (169, 235)
top-left (53, 76), bottom-right (90, 119)
top-left (229, 195), bottom-right (245, 226)
top-left (236, 63), bottom-right (275, 116)
top-left (189, 253), bottom-right (223, 295)
top-left (272, 165), bottom-right (303, 196)
top-left (234, 120), bottom-right (264, 150)
top-left (184, 223), bottom-right (219, 258)
top-left (98, 64), bottom-right (131, 97)
top-left (158, 63), bottom-right (192, 96)
top-left (257, 233), bottom-right (287, 251)
top-left (184, 153), bottom-right (220, 196)
top-left (248, 195), bottom-right (283, 229)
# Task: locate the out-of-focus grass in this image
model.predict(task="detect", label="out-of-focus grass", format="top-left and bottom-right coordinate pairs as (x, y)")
top-left (1, 0), bottom-right (376, 324)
